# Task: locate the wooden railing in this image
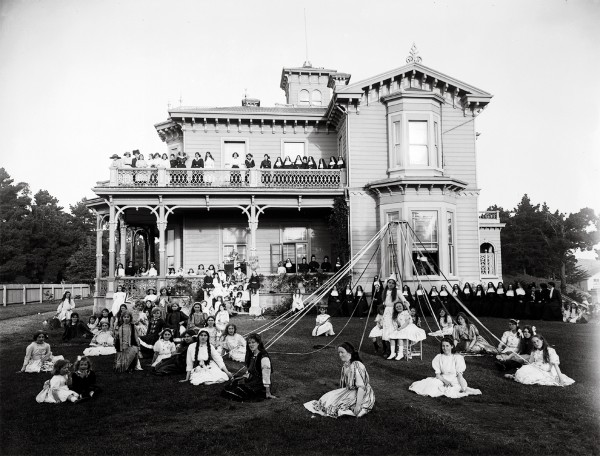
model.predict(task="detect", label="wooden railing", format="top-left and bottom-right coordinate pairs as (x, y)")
top-left (478, 211), bottom-right (500, 221)
top-left (1, 284), bottom-right (92, 306)
top-left (103, 167), bottom-right (343, 189)
top-left (480, 253), bottom-right (496, 276)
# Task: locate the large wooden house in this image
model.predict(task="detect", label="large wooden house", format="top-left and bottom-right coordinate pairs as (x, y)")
top-left (88, 47), bottom-right (504, 310)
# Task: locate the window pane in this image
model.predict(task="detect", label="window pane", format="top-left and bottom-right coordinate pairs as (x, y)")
top-left (409, 145), bottom-right (428, 165)
top-left (311, 90), bottom-right (322, 106)
top-left (223, 227), bottom-right (247, 244)
top-left (283, 227), bottom-right (307, 242)
top-left (298, 89), bottom-right (310, 106)
top-left (408, 121), bottom-right (428, 166)
top-left (412, 211), bottom-right (438, 248)
top-left (393, 121), bottom-right (402, 166)
top-left (283, 142), bottom-right (305, 158)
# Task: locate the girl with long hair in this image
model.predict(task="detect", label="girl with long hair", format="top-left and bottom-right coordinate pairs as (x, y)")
top-left (183, 329), bottom-right (232, 385)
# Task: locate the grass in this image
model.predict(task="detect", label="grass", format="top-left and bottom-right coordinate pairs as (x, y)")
top-left (0, 308), bottom-right (599, 456)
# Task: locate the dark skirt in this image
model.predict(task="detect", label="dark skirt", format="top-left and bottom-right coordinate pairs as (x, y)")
top-left (153, 353), bottom-right (186, 375)
top-left (502, 296), bottom-right (516, 318)
top-left (221, 377), bottom-right (267, 402)
top-left (114, 346), bottom-right (139, 373)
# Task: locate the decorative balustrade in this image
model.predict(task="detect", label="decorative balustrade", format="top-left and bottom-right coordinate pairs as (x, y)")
top-left (480, 253), bottom-right (496, 276)
top-left (105, 167), bottom-right (342, 189)
top-left (97, 279), bottom-right (108, 297)
top-left (478, 211), bottom-right (500, 221)
top-left (115, 277), bottom-right (158, 299)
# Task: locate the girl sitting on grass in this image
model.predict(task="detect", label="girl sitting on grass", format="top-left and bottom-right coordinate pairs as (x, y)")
top-left (87, 315), bottom-right (99, 335)
top-left (291, 289), bottom-right (304, 313)
top-left (428, 308), bottom-right (454, 337)
top-left (62, 312), bottom-right (94, 341)
top-left (152, 328), bottom-right (176, 367)
top-left (36, 359), bottom-right (80, 403)
top-left (71, 356), bottom-right (101, 400)
top-left (214, 302), bottom-right (230, 334)
top-left (220, 324), bottom-right (247, 362)
top-left (83, 321), bottom-right (116, 356)
top-left (19, 331), bottom-right (63, 373)
top-left (312, 304), bottom-right (335, 337)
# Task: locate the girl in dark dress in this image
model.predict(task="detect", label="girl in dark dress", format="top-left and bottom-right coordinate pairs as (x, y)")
top-left (260, 154), bottom-right (271, 169)
top-left (71, 357), bottom-right (101, 399)
top-left (191, 152), bottom-right (204, 185)
top-left (154, 330), bottom-right (196, 376)
top-left (139, 307), bottom-right (166, 357)
top-left (222, 333), bottom-right (275, 401)
top-left (260, 154), bottom-right (272, 184)
top-left (321, 256), bottom-right (332, 273)
top-left (62, 313), bottom-right (94, 341)
top-left (164, 301), bottom-right (189, 336)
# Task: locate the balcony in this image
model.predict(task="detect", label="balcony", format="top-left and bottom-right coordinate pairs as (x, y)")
top-left (478, 211), bottom-right (500, 221)
top-left (100, 167), bottom-right (343, 190)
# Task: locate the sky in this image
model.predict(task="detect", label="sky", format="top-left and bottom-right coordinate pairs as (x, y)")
top-left (1, 0), bottom-right (599, 219)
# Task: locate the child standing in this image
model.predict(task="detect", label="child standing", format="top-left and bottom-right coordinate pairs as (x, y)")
top-left (368, 305), bottom-right (385, 354)
top-left (312, 305), bottom-right (335, 336)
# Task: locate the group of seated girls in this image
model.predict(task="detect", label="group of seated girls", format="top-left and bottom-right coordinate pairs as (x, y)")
top-left (380, 281), bottom-right (564, 321)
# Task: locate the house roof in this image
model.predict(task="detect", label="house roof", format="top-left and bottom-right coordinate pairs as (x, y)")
top-left (339, 61), bottom-right (492, 99)
top-left (168, 106), bottom-right (327, 117)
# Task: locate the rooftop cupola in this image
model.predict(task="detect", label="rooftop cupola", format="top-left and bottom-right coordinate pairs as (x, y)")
top-left (280, 63), bottom-right (347, 107)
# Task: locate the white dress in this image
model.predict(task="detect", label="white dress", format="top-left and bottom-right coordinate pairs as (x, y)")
top-left (291, 295), bottom-right (304, 312)
top-left (152, 339), bottom-right (176, 367)
top-left (221, 333), bottom-right (247, 362)
top-left (21, 342), bottom-right (63, 373)
top-left (36, 374), bottom-right (79, 403)
top-left (428, 317), bottom-right (454, 337)
top-left (249, 291), bottom-right (261, 317)
top-left (392, 310), bottom-right (426, 342)
top-left (186, 343), bottom-right (229, 385)
top-left (215, 310), bottom-right (230, 333)
top-left (83, 331), bottom-right (117, 356)
top-left (368, 314), bottom-right (383, 338)
top-left (498, 331), bottom-right (521, 355)
top-left (56, 300), bottom-right (75, 321)
top-left (312, 314), bottom-right (334, 336)
top-left (409, 354), bottom-right (482, 398)
top-left (111, 292), bottom-right (128, 316)
top-left (514, 347), bottom-right (575, 386)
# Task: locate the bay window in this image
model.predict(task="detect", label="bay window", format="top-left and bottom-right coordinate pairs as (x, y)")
top-left (411, 211), bottom-right (439, 275)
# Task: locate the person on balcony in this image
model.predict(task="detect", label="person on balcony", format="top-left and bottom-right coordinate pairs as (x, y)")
top-left (125, 261), bottom-right (135, 276)
top-left (298, 257), bottom-right (309, 274)
top-left (122, 151), bottom-right (133, 167)
top-left (147, 153), bottom-right (159, 168)
top-left (307, 156), bottom-right (317, 169)
top-left (190, 152), bottom-right (204, 185)
top-left (196, 264), bottom-right (205, 276)
top-left (131, 149), bottom-right (140, 167)
top-left (292, 155), bottom-right (303, 169)
top-left (159, 153), bottom-right (170, 168)
top-left (283, 156), bottom-right (293, 169)
top-left (260, 154), bottom-right (271, 169)
top-left (328, 157), bottom-right (337, 169)
top-left (110, 154), bottom-right (122, 167)
top-left (169, 153), bottom-right (178, 168)
top-left (321, 256), bottom-right (332, 273)
top-left (147, 263), bottom-right (158, 277)
top-left (273, 157), bottom-right (284, 169)
top-left (176, 151), bottom-right (188, 168)
top-left (336, 156), bottom-right (345, 169)
top-left (135, 154), bottom-right (149, 184)
top-left (308, 255), bottom-right (319, 273)
top-left (317, 158), bottom-right (326, 169)
top-left (333, 257), bottom-right (343, 273)
top-left (245, 153), bottom-right (255, 168)
top-left (284, 258), bottom-right (295, 274)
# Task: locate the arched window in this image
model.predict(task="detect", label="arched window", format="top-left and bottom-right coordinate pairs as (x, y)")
top-left (480, 242), bottom-right (495, 254)
top-left (298, 89), bottom-right (310, 106)
top-left (311, 89), bottom-right (322, 106)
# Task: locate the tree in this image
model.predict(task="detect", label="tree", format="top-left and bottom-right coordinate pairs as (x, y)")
top-left (0, 168), bottom-right (32, 282)
top-left (329, 196), bottom-right (350, 263)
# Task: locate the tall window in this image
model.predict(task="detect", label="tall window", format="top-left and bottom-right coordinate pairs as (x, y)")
top-left (408, 121), bottom-right (429, 166)
top-left (386, 212), bottom-right (400, 276)
top-left (311, 90), bottom-right (322, 106)
top-left (272, 227), bottom-right (308, 273)
top-left (223, 227), bottom-right (247, 265)
top-left (411, 211), bottom-right (439, 276)
top-left (298, 89), bottom-right (310, 106)
top-left (223, 141), bottom-right (246, 167)
top-left (393, 121), bottom-right (402, 166)
top-left (447, 212), bottom-right (455, 275)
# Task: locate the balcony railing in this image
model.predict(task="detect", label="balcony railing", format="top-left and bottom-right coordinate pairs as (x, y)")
top-left (104, 167), bottom-right (342, 189)
top-left (480, 253), bottom-right (496, 276)
top-left (478, 211), bottom-right (500, 222)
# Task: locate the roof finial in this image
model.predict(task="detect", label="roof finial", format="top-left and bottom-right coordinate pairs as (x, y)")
top-left (406, 43), bottom-right (422, 64)
top-left (303, 9), bottom-right (312, 68)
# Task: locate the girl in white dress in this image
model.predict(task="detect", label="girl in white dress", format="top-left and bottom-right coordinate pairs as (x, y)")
top-left (83, 322), bottom-right (117, 356)
top-left (221, 324), bottom-right (247, 362)
top-left (428, 308), bottom-right (454, 337)
top-left (152, 329), bottom-right (176, 367)
top-left (55, 292), bottom-right (76, 326)
top-left (36, 359), bottom-right (80, 403)
top-left (87, 315), bottom-right (99, 335)
top-left (215, 302), bottom-right (230, 334)
top-left (409, 337), bottom-right (482, 399)
top-left (19, 331), bottom-right (63, 373)
top-left (368, 305), bottom-right (384, 354)
top-left (390, 302), bottom-right (426, 360)
top-left (183, 330), bottom-right (233, 385)
top-left (496, 319), bottom-right (522, 361)
top-left (204, 316), bottom-right (220, 349)
top-left (312, 305), bottom-right (335, 337)
top-left (291, 289), bottom-right (304, 313)
top-left (249, 288), bottom-right (262, 318)
top-left (381, 277), bottom-right (404, 359)
top-left (510, 334), bottom-right (575, 386)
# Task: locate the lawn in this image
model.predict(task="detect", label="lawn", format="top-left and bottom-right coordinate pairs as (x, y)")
top-left (0, 308), bottom-right (598, 456)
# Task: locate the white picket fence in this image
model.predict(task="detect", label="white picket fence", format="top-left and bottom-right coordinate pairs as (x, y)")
top-left (0, 284), bottom-right (92, 306)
